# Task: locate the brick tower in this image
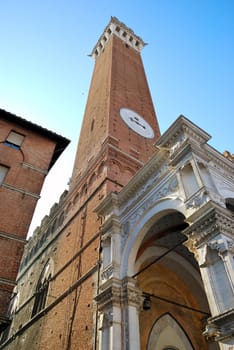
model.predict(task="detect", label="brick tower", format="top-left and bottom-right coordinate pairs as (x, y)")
top-left (1, 18), bottom-right (160, 349)
top-left (71, 16), bottom-right (160, 193)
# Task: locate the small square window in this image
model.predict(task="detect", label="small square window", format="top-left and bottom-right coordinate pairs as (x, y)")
top-left (0, 165), bottom-right (9, 185)
top-left (4, 131), bottom-right (25, 150)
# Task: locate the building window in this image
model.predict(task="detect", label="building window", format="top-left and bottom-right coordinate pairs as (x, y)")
top-left (0, 164), bottom-right (9, 185)
top-left (31, 260), bottom-right (53, 317)
top-left (4, 131), bottom-right (25, 150)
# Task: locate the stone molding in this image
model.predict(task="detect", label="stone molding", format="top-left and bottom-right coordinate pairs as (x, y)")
top-left (121, 277), bottom-right (142, 309)
top-left (184, 203), bottom-right (233, 249)
top-left (96, 277), bottom-right (142, 310)
top-left (95, 280), bottom-right (121, 310)
top-left (204, 308), bottom-right (234, 343)
top-left (120, 175), bottom-right (180, 250)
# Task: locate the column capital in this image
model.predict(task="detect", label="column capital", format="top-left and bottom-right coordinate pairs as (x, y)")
top-left (184, 202), bottom-right (233, 248)
top-left (122, 277), bottom-right (142, 309)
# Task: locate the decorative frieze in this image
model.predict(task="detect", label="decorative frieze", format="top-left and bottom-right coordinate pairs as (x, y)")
top-left (184, 204), bottom-right (233, 248)
top-left (121, 175), bottom-right (180, 250)
top-left (95, 282), bottom-right (121, 310)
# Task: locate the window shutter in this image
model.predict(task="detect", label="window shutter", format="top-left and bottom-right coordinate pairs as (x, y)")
top-left (7, 131), bottom-right (25, 146)
top-left (0, 165), bottom-right (9, 184)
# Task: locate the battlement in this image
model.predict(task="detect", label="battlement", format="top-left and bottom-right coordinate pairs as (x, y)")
top-left (90, 16), bottom-right (146, 58)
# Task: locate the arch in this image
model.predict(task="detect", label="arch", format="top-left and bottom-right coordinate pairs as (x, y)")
top-left (122, 199), bottom-right (212, 350)
top-left (147, 313), bottom-right (194, 350)
top-left (73, 192), bottom-right (79, 205)
top-left (120, 197), bottom-right (186, 277)
top-left (58, 211), bottom-right (65, 226)
top-left (51, 218), bottom-right (58, 233)
top-left (66, 201), bottom-right (73, 214)
top-left (110, 158), bottom-right (122, 175)
top-left (81, 183), bottom-right (87, 195)
top-left (31, 259), bottom-right (53, 317)
top-left (135, 246), bottom-right (203, 291)
top-left (97, 161), bottom-right (106, 175)
top-left (89, 172), bottom-right (97, 185)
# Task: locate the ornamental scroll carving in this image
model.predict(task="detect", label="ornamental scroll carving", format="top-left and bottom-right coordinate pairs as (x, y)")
top-left (121, 176), bottom-right (179, 250)
top-left (186, 189), bottom-right (208, 209)
top-left (169, 134), bottom-right (187, 157)
top-left (101, 265), bottom-right (113, 281)
top-left (124, 163), bottom-right (169, 210)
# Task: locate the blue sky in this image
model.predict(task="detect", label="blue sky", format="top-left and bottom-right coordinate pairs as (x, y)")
top-left (0, 1), bottom-right (233, 236)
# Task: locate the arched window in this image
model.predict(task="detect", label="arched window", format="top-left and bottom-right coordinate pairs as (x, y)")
top-left (31, 260), bottom-right (53, 317)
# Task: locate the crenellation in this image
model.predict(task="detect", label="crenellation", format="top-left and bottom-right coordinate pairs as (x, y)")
top-left (91, 16), bottom-right (146, 59)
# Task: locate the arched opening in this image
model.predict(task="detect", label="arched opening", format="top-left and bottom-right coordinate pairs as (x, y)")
top-left (31, 259), bottom-right (53, 317)
top-left (147, 313), bottom-right (194, 350)
top-left (131, 210), bottom-right (217, 350)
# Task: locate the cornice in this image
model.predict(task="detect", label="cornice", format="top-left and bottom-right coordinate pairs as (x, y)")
top-left (204, 308), bottom-right (234, 343)
top-left (155, 115), bottom-right (211, 149)
top-left (95, 278), bottom-right (122, 309)
top-left (184, 202), bottom-right (233, 247)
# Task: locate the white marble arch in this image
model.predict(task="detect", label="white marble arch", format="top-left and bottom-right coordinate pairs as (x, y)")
top-left (135, 245), bottom-right (209, 312)
top-left (147, 313), bottom-right (194, 350)
top-left (135, 246), bottom-right (203, 289)
top-left (120, 197), bottom-right (187, 278)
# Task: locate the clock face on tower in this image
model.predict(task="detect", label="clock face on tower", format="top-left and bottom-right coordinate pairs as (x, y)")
top-left (120, 108), bottom-right (154, 139)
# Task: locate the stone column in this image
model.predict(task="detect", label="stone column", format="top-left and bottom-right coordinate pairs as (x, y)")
top-left (122, 277), bottom-right (142, 350)
top-left (184, 203), bottom-right (234, 348)
top-left (96, 281), bottom-right (122, 350)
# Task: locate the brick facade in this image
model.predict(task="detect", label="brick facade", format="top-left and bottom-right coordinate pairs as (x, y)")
top-left (0, 109), bottom-right (69, 331)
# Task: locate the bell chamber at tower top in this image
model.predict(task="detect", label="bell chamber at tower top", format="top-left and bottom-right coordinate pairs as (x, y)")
top-left (90, 16), bottom-right (146, 59)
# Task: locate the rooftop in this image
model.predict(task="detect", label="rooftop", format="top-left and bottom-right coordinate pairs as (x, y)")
top-left (0, 108), bottom-right (70, 170)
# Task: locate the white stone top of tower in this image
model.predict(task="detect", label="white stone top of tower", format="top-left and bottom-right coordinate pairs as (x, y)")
top-left (90, 17), bottom-right (146, 59)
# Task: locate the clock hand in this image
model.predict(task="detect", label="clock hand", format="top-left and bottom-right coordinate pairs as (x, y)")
top-left (130, 117), bottom-right (146, 129)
